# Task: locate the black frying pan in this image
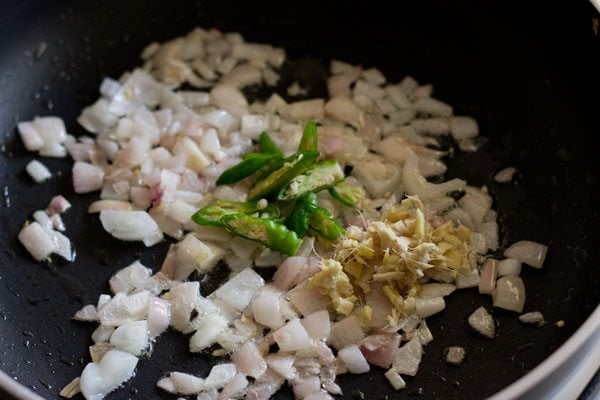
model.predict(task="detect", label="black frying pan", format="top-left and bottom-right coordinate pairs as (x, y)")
top-left (1, 0), bottom-right (599, 399)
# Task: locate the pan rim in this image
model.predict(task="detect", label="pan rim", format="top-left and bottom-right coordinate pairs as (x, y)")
top-left (489, 303), bottom-right (600, 400)
top-left (0, 305), bottom-right (598, 399)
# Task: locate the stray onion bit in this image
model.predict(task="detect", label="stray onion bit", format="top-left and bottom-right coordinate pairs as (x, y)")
top-left (444, 346), bottom-right (466, 365)
top-left (12, 26), bottom-right (550, 399)
top-left (519, 311), bottom-right (546, 327)
top-left (468, 306), bottom-right (496, 339)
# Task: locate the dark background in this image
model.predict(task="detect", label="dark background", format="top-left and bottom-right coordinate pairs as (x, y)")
top-left (0, 0), bottom-right (599, 399)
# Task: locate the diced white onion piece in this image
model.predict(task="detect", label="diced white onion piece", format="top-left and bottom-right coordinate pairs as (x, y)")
top-left (241, 114), bottom-right (269, 140)
top-left (417, 321), bottom-right (434, 345)
top-left (99, 210), bottom-right (163, 246)
top-left (338, 345), bottom-right (370, 374)
top-left (203, 109), bottom-right (237, 133)
top-left (445, 346), bottom-right (466, 365)
top-left (214, 268), bottom-right (264, 311)
top-left (78, 98), bottom-right (119, 134)
top-left (493, 275), bottom-right (526, 313)
top-left (165, 372), bottom-right (205, 395)
top-left (360, 333), bottom-right (400, 369)
top-left (266, 354), bottom-right (297, 380)
top-left (73, 305), bottom-right (98, 322)
top-left (301, 310), bottom-right (330, 341)
top-left (479, 259), bottom-right (498, 295)
top-left (204, 363), bottom-right (237, 389)
top-left (175, 234), bottom-right (225, 280)
top-left (88, 200), bottom-right (133, 213)
top-left (403, 153), bottom-right (465, 201)
top-left (26, 160), bottom-right (52, 183)
top-left (494, 167), bottom-right (517, 183)
top-left (504, 241), bottom-right (548, 268)
top-left (97, 291), bottom-right (151, 326)
top-left (385, 369), bottom-right (406, 390)
top-left (468, 306), bottom-right (496, 338)
top-left (455, 269), bottom-right (480, 289)
top-left (498, 258), bottom-right (522, 276)
top-left (220, 373), bottom-right (249, 399)
top-left (210, 84), bottom-right (248, 118)
top-left (168, 282), bottom-right (199, 332)
top-left (99, 77), bottom-right (121, 98)
top-left (450, 116), bottom-right (479, 140)
top-left (329, 315), bottom-right (365, 350)
top-left (18, 222), bottom-right (55, 262)
top-left (189, 313), bottom-right (228, 352)
top-left (480, 221), bottom-right (499, 251)
top-left (519, 311), bottom-right (546, 327)
top-left (231, 342), bottom-right (267, 379)
top-left (352, 157), bottom-right (401, 198)
top-left (18, 122), bottom-right (45, 151)
top-left (91, 325), bottom-right (115, 344)
top-left (324, 97), bottom-right (365, 128)
top-left (293, 375), bottom-right (321, 399)
top-left (415, 297), bottom-right (445, 318)
top-left (73, 161), bottom-right (105, 193)
top-left (392, 337), bottom-right (422, 376)
top-left (252, 293), bottom-right (285, 329)
top-left (109, 260), bottom-right (152, 294)
top-left (458, 187), bottom-right (493, 227)
top-left (288, 99), bottom-right (325, 120)
top-left (47, 195), bottom-right (71, 214)
top-left (410, 118), bottom-right (450, 136)
top-left (413, 97), bottom-right (453, 117)
top-left (273, 318), bottom-right (313, 352)
top-left (418, 283), bottom-right (456, 298)
top-left (79, 349), bottom-right (138, 400)
top-left (109, 320), bottom-right (149, 356)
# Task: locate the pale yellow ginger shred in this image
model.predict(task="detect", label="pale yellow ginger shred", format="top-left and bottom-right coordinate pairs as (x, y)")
top-left (312, 195), bottom-right (472, 321)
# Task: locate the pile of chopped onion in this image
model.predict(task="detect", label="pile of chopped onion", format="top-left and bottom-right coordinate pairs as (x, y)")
top-left (13, 27), bottom-right (550, 400)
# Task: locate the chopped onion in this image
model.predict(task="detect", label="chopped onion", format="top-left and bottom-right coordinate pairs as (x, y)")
top-left (18, 222), bottom-right (55, 262)
top-left (168, 282), bottom-right (199, 331)
top-left (519, 311), bottom-right (546, 327)
top-left (329, 315), bottom-right (365, 350)
top-left (468, 306), bottom-right (496, 338)
top-left (79, 349), bottom-right (138, 400)
top-left (286, 280), bottom-right (329, 316)
top-left (504, 240), bottom-right (548, 268)
top-left (266, 354), bottom-right (297, 380)
top-left (99, 210), bottom-right (163, 246)
top-left (444, 346), bottom-right (466, 365)
top-left (73, 161), bottom-right (105, 193)
top-left (392, 337), bottom-right (422, 376)
top-left (384, 369), bottom-right (406, 391)
top-left (478, 259), bottom-right (498, 295)
top-left (231, 341), bottom-right (267, 378)
top-left (418, 283), bottom-right (456, 298)
top-left (338, 345), bottom-right (370, 374)
top-left (493, 275), bottom-right (526, 313)
top-left (450, 116), bottom-right (479, 140)
top-left (494, 167), bottom-right (517, 183)
top-left (301, 310), bottom-right (330, 341)
top-left (97, 290), bottom-right (151, 326)
top-left (214, 268), bottom-right (264, 311)
top-left (403, 153), bottom-right (465, 201)
top-left (455, 269), bottom-right (480, 289)
top-left (109, 320), bottom-right (149, 356)
top-left (415, 297), bottom-right (445, 318)
top-left (18, 122), bottom-right (45, 151)
top-left (109, 260), bottom-right (152, 294)
top-left (498, 258), bottom-right (522, 276)
top-left (26, 160), bottom-right (52, 183)
top-left (273, 318), bottom-right (313, 352)
top-left (359, 333), bottom-right (400, 369)
top-left (413, 97), bottom-right (453, 117)
top-left (73, 305), bottom-right (98, 322)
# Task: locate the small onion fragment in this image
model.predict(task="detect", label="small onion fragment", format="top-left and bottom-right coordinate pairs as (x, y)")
top-left (493, 275), bottom-right (526, 313)
top-left (504, 241), bottom-right (548, 268)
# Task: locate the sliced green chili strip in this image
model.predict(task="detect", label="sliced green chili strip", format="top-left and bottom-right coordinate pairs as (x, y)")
top-left (328, 181), bottom-right (365, 208)
top-left (221, 213), bottom-right (302, 256)
top-left (286, 193), bottom-right (318, 237)
top-left (278, 160), bottom-right (344, 200)
top-left (298, 120), bottom-right (318, 151)
top-left (216, 153), bottom-right (280, 186)
top-left (247, 150), bottom-right (320, 201)
top-left (259, 132), bottom-right (283, 156)
top-left (309, 206), bottom-right (345, 240)
top-left (191, 200), bottom-right (280, 227)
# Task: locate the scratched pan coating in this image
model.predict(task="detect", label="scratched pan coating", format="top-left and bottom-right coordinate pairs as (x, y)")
top-left (0, 0), bottom-right (599, 399)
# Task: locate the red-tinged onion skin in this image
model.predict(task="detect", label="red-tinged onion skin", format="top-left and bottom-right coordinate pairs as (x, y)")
top-left (479, 259), bottom-right (498, 295)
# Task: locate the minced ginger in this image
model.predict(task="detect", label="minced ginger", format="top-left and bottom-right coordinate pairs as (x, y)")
top-left (309, 196), bottom-right (472, 326)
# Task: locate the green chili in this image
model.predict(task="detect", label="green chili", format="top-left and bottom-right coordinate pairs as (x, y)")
top-left (191, 200), bottom-right (280, 227)
top-left (278, 160), bottom-right (344, 200)
top-left (221, 213), bottom-right (302, 256)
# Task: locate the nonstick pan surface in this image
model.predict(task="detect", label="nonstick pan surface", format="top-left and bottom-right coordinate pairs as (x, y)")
top-left (0, 0), bottom-right (599, 399)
